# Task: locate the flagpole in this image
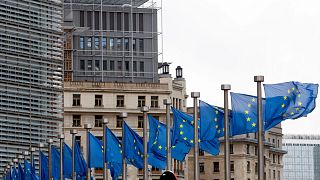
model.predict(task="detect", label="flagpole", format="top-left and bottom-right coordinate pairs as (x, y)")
top-left (163, 99), bottom-right (172, 171)
top-left (141, 106), bottom-right (149, 180)
top-left (47, 139), bottom-right (53, 180)
top-left (191, 92), bottom-right (200, 180)
top-left (70, 129), bottom-right (78, 180)
top-left (254, 75), bottom-right (264, 180)
top-left (221, 84), bottom-right (231, 180)
top-left (30, 147), bottom-right (36, 167)
top-left (84, 124), bottom-right (93, 180)
top-left (120, 112), bottom-right (127, 180)
top-left (39, 143), bottom-right (44, 180)
top-left (103, 117), bottom-right (109, 180)
top-left (58, 134), bottom-right (65, 180)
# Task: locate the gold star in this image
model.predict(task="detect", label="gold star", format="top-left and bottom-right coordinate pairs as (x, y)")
top-left (292, 87), bottom-right (295, 91)
top-left (247, 117), bottom-right (251, 122)
top-left (245, 110), bottom-right (249, 114)
top-left (287, 89), bottom-right (291, 94)
top-left (134, 139), bottom-right (136, 143)
top-left (182, 120), bottom-right (186, 123)
top-left (134, 146), bottom-right (137, 150)
top-left (190, 140), bottom-right (194, 143)
top-left (282, 114), bottom-right (287, 117)
top-left (252, 98), bottom-right (256, 102)
top-left (248, 104), bottom-right (252, 108)
top-left (138, 151), bottom-right (140, 155)
top-left (215, 111), bottom-right (219, 114)
top-left (283, 96), bottom-right (287, 100)
top-left (298, 94), bottom-right (301, 98)
top-left (183, 137), bottom-right (187, 141)
top-left (172, 146), bottom-right (176, 149)
top-left (191, 121), bottom-right (194, 125)
top-left (158, 125), bottom-right (161, 129)
top-left (217, 129), bottom-right (221, 134)
top-left (281, 104), bottom-right (285, 108)
top-left (179, 124), bottom-right (183, 128)
top-left (180, 131), bottom-right (183, 135)
top-left (252, 123), bottom-right (256, 127)
top-left (158, 145), bottom-right (162, 150)
top-left (215, 125), bottom-right (219, 129)
top-left (290, 112), bottom-right (294, 115)
top-left (295, 108), bottom-right (300, 111)
top-left (120, 150), bottom-right (122, 154)
top-left (298, 102), bottom-right (302, 106)
top-left (214, 118), bottom-right (217, 122)
top-left (198, 139), bottom-right (201, 142)
top-left (153, 141), bottom-right (157, 145)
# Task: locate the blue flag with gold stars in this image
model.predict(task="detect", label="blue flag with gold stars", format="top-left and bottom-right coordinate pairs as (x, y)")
top-left (148, 115), bottom-right (167, 170)
top-left (264, 81), bottom-right (318, 120)
top-left (123, 122), bottom-right (144, 168)
top-left (105, 127), bottom-right (122, 179)
top-left (88, 132), bottom-right (103, 168)
top-left (230, 93), bottom-right (261, 136)
top-left (51, 146), bottom-right (61, 180)
top-left (74, 142), bottom-right (87, 177)
top-left (40, 151), bottom-right (48, 180)
top-left (171, 107), bottom-right (195, 161)
top-left (18, 163), bottom-right (24, 180)
top-left (24, 160), bottom-right (32, 180)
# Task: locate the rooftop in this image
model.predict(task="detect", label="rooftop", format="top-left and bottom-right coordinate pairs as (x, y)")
top-left (64, 0), bottom-right (149, 6)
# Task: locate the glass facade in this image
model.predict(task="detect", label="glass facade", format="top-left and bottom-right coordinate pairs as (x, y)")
top-left (0, 0), bottom-right (63, 171)
top-left (283, 135), bottom-right (320, 180)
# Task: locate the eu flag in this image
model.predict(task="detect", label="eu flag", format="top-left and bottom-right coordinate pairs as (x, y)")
top-left (51, 146), bottom-right (60, 180)
top-left (105, 127), bottom-right (122, 179)
top-left (171, 107), bottom-right (195, 161)
top-left (123, 122), bottom-right (143, 168)
top-left (88, 132), bottom-right (103, 168)
top-left (24, 160), bottom-right (32, 180)
top-left (12, 167), bottom-right (18, 180)
top-left (147, 115), bottom-right (167, 170)
top-left (18, 163), bottom-right (24, 180)
top-left (264, 96), bottom-right (291, 130)
top-left (40, 152), bottom-right (48, 180)
top-left (63, 143), bottom-right (73, 179)
top-left (74, 142), bottom-right (87, 177)
top-left (264, 81), bottom-right (318, 119)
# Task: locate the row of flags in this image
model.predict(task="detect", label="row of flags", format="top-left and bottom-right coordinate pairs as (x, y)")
top-left (3, 81), bottom-right (318, 180)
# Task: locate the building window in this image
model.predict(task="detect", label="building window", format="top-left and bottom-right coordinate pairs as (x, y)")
top-left (199, 163), bottom-right (204, 173)
top-left (117, 95), bottom-right (124, 107)
top-left (255, 146), bottom-right (258, 155)
top-left (80, 37), bottom-right (84, 49)
top-left (94, 11), bottom-right (99, 30)
top-left (139, 13), bottom-right (143, 32)
top-left (138, 96), bottom-right (145, 107)
top-left (95, 95), bottom-right (103, 107)
top-left (110, 12), bottom-right (114, 30)
top-left (273, 170), bottom-right (276, 179)
top-left (151, 96), bottom-right (159, 108)
top-left (110, 61), bottom-right (115, 71)
top-left (110, 38), bottom-right (115, 50)
top-left (95, 115), bottom-right (103, 127)
top-left (138, 116), bottom-right (143, 128)
top-left (116, 116), bottom-right (122, 128)
top-left (87, 37), bottom-right (92, 48)
top-left (95, 37), bottom-right (100, 49)
top-left (72, 94), bottom-right (81, 106)
top-left (117, 38), bottom-right (122, 51)
top-left (255, 163), bottom-right (258, 174)
top-left (230, 161), bottom-right (234, 172)
top-left (246, 144), bottom-right (250, 154)
top-left (278, 155), bottom-right (281, 164)
top-left (102, 12), bottom-right (107, 30)
top-left (102, 37), bottom-right (107, 49)
top-left (247, 161), bottom-right (250, 172)
top-left (278, 171), bottom-right (280, 180)
top-left (75, 136), bottom-right (81, 146)
top-left (124, 13), bottom-right (129, 31)
top-left (117, 61), bottom-right (122, 71)
top-left (124, 38), bottom-right (129, 52)
top-left (273, 154), bottom-right (276, 163)
top-left (87, 11), bottom-right (92, 29)
top-left (230, 144), bottom-right (234, 154)
top-left (133, 13), bottom-right (136, 31)
top-left (80, 60), bottom-right (85, 71)
top-left (140, 61), bottom-right (144, 76)
top-left (139, 39), bottom-right (144, 55)
top-left (103, 60), bottom-right (107, 71)
top-left (125, 61), bottom-right (129, 75)
top-left (199, 149), bottom-right (204, 156)
top-left (117, 12), bottom-right (122, 31)
top-left (88, 60), bottom-right (92, 71)
top-left (95, 60), bottom-right (100, 71)
top-left (213, 162), bottom-right (219, 172)
top-left (277, 139), bottom-right (280, 148)
top-left (72, 115), bottom-right (81, 127)
top-left (80, 11), bottom-right (84, 27)
top-left (133, 39), bottom-right (136, 51)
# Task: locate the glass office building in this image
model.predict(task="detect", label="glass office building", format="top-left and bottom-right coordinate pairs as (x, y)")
top-left (283, 135), bottom-right (320, 180)
top-left (0, 0), bottom-right (63, 171)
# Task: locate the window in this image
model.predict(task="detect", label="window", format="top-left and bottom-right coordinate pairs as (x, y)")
top-left (138, 96), bottom-right (145, 107)
top-left (277, 139), bottom-right (280, 148)
top-left (80, 60), bottom-right (85, 70)
top-left (117, 61), bottom-right (122, 71)
top-left (133, 39), bottom-right (136, 52)
top-left (102, 37), bottom-right (107, 49)
top-left (110, 12), bottom-right (114, 30)
top-left (139, 39), bottom-right (144, 55)
top-left (199, 163), bottom-right (204, 173)
top-left (230, 144), bottom-right (234, 154)
top-left (255, 146), bottom-right (258, 155)
top-left (102, 12), bottom-right (107, 30)
top-left (88, 60), bottom-right (92, 71)
top-left (125, 61), bottom-right (129, 74)
top-left (230, 161), bottom-right (234, 172)
top-left (124, 13), bottom-right (129, 31)
top-left (87, 11), bottom-right (92, 29)
top-left (95, 37), bottom-right (99, 49)
top-left (246, 144), bottom-right (250, 154)
top-left (255, 162), bottom-right (258, 174)
top-left (110, 38), bottom-right (114, 50)
top-left (273, 154), bottom-right (276, 163)
top-left (75, 136), bottom-right (81, 146)
top-left (94, 11), bottom-right (99, 30)
top-left (80, 11), bottom-right (84, 27)
top-left (95, 95), bottom-right (103, 107)
top-left (199, 149), bottom-right (204, 156)
top-left (278, 171), bottom-right (280, 180)
top-left (95, 60), bottom-right (100, 71)
top-left (87, 37), bottom-right (92, 48)
top-left (138, 116), bottom-right (143, 128)
top-left (116, 115), bottom-right (122, 128)
top-left (278, 155), bottom-right (281, 164)
top-left (72, 94), bottom-right (81, 106)
top-left (95, 115), bottom-right (103, 127)
top-left (213, 162), bottom-right (219, 172)
top-left (139, 13), bottom-right (143, 32)
top-left (72, 115), bottom-right (81, 127)
top-left (247, 161), bottom-right (250, 172)
top-left (117, 12), bottom-right (122, 31)
top-left (133, 13), bottom-right (136, 31)
top-left (140, 61), bottom-right (144, 76)
top-left (124, 38), bottom-right (129, 51)
top-left (110, 61), bottom-right (115, 71)
top-left (273, 170), bottom-right (276, 179)
top-left (80, 37), bottom-right (84, 49)
top-left (117, 38), bottom-right (122, 51)
top-left (103, 60), bottom-right (107, 71)
top-left (117, 95), bottom-right (124, 107)
top-left (151, 96), bottom-right (159, 108)
top-left (133, 61), bottom-right (137, 73)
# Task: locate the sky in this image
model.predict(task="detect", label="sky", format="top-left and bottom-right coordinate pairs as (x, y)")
top-left (161, 0), bottom-right (320, 135)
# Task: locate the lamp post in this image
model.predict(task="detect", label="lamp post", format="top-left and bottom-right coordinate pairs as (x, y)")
top-left (47, 139), bottom-right (54, 180)
top-left (103, 117), bottom-right (109, 180)
top-left (120, 112), bottom-right (127, 180)
top-left (84, 124), bottom-right (93, 180)
top-left (70, 129), bottom-right (78, 180)
top-left (58, 134), bottom-right (65, 180)
top-left (30, 147), bottom-right (36, 166)
top-left (39, 143), bottom-right (45, 180)
top-left (141, 106), bottom-right (149, 180)
top-left (163, 99), bottom-right (172, 171)
top-left (191, 92), bottom-right (200, 180)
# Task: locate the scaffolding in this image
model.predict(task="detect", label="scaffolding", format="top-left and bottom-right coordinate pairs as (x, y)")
top-left (63, 0), bottom-right (164, 83)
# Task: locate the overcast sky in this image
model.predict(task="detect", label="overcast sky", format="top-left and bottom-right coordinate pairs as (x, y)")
top-left (162, 0), bottom-right (320, 135)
